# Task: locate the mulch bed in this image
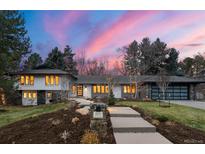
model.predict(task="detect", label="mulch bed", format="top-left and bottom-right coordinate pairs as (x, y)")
top-left (0, 104), bottom-right (115, 144)
top-left (132, 107), bottom-right (205, 144)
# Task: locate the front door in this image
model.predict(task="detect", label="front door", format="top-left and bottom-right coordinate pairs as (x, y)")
top-left (37, 91), bottom-right (46, 105)
top-left (77, 85), bottom-right (83, 96)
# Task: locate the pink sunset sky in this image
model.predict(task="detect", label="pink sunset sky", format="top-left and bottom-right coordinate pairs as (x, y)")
top-left (23, 10), bottom-right (205, 63)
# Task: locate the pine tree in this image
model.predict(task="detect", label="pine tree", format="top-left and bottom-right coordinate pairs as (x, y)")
top-left (45, 47), bottom-right (64, 69)
top-left (63, 45), bottom-right (78, 75)
top-left (24, 53), bottom-right (43, 69)
top-left (0, 10), bottom-right (31, 104)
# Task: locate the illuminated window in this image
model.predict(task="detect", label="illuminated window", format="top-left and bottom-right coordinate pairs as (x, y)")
top-left (28, 92), bottom-right (32, 99)
top-left (72, 85), bottom-right (77, 94)
top-left (101, 85), bottom-right (105, 93)
top-left (50, 75), bottom-right (54, 85)
top-left (33, 92), bottom-right (37, 98)
top-left (131, 85), bottom-right (136, 94)
top-left (23, 92), bottom-right (27, 98)
top-left (124, 86), bottom-right (127, 93)
top-left (45, 75), bottom-right (59, 85)
top-left (97, 85), bottom-right (101, 93)
top-left (23, 91), bottom-right (36, 99)
top-left (30, 76), bottom-right (34, 85)
top-left (25, 76), bottom-right (29, 85)
top-left (55, 76), bottom-right (59, 85)
top-left (93, 85), bottom-right (97, 93)
top-left (47, 92), bottom-right (52, 98)
top-left (20, 75), bottom-right (35, 85)
top-left (127, 86), bottom-right (130, 93)
top-left (93, 85), bottom-right (108, 94)
top-left (45, 75), bottom-right (49, 85)
top-left (123, 85), bottom-right (136, 94)
top-left (20, 76), bottom-right (24, 85)
top-left (105, 85), bottom-right (109, 93)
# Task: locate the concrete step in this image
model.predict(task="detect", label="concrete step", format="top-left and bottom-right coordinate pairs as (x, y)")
top-left (108, 107), bottom-right (141, 117)
top-left (111, 117), bottom-right (156, 133)
top-left (114, 132), bottom-right (172, 144)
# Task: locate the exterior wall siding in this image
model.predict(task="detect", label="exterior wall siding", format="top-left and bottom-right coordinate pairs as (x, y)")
top-left (83, 85), bottom-right (92, 98)
top-left (113, 86), bottom-right (121, 98)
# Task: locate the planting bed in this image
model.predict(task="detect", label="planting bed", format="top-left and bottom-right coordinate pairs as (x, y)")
top-left (0, 105), bottom-right (115, 144)
top-left (133, 107), bottom-right (205, 144)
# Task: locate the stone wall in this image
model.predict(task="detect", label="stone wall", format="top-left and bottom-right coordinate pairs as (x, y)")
top-left (195, 83), bottom-right (205, 100)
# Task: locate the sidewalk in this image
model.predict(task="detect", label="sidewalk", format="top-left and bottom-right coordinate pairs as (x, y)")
top-left (108, 107), bottom-right (172, 144)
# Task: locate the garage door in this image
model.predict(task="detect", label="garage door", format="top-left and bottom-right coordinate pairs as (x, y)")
top-left (151, 84), bottom-right (189, 100)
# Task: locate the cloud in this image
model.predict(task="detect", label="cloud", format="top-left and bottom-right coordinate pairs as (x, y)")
top-left (185, 43), bottom-right (204, 47)
top-left (84, 11), bottom-right (159, 57)
top-left (43, 11), bottom-right (87, 47)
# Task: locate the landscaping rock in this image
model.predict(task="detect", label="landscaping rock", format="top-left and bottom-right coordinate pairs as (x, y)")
top-left (152, 119), bottom-right (160, 126)
top-left (165, 121), bottom-right (175, 126)
top-left (52, 119), bottom-right (61, 126)
top-left (76, 107), bottom-right (89, 115)
top-left (72, 117), bottom-right (80, 124)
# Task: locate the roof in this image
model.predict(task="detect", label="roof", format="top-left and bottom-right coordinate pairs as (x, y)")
top-left (17, 69), bottom-right (69, 75)
top-left (74, 75), bottom-right (205, 84)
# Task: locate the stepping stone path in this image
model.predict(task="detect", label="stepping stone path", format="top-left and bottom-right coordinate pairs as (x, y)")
top-left (108, 107), bottom-right (172, 144)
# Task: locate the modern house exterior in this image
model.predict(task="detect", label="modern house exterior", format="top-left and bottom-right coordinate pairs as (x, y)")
top-left (17, 69), bottom-right (73, 105)
top-left (16, 68), bottom-right (205, 106)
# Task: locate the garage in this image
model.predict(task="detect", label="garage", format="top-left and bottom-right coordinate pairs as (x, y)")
top-left (151, 83), bottom-right (189, 100)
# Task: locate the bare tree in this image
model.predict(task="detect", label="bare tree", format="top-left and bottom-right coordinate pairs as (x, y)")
top-left (156, 68), bottom-right (170, 100)
top-left (75, 49), bottom-right (87, 75)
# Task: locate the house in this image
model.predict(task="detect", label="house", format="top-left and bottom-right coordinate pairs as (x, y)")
top-left (17, 69), bottom-right (74, 106)
top-left (16, 68), bottom-right (205, 106)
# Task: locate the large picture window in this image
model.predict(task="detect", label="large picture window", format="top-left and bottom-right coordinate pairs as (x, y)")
top-left (23, 91), bottom-right (37, 99)
top-left (93, 85), bottom-right (108, 94)
top-left (45, 75), bottom-right (59, 85)
top-left (123, 85), bottom-right (136, 94)
top-left (20, 75), bottom-right (34, 85)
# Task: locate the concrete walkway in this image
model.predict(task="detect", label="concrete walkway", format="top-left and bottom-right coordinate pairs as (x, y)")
top-left (165, 100), bottom-right (205, 110)
top-left (108, 107), bottom-right (172, 144)
top-left (69, 98), bottom-right (93, 107)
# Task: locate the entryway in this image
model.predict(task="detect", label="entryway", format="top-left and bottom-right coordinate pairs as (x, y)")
top-left (77, 85), bottom-right (83, 96)
top-left (37, 91), bottom-right (46, 105)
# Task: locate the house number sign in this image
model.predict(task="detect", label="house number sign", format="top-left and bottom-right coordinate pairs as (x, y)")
top-left (93, 111), bottom-right (103, 119)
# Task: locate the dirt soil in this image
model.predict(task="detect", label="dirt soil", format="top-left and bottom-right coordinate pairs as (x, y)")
top-left (0, 105), bottom-right (115, 144)
top-left (132, 107), bottom-right (205, 144)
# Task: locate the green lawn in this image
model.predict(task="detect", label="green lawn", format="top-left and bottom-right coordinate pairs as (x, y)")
top-left (117, 101), bottom-right (205, 132)
top-left (0, 102), bottom-right (70, 128)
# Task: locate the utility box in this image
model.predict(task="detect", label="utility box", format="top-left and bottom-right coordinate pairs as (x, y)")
top-left (90, 103), bottom-right (107, 120)
top-left (90, 103), bottom-right (107, 138)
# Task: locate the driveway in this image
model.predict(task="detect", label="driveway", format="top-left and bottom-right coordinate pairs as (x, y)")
top-left (166, 100), bottom-right (205, 110)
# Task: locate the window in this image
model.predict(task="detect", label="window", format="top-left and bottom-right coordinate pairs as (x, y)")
top-left (101, 85), bottom-right (105, 93)
top-left (97, 85), bottom-right (101, 93)
top-left (93, 85), bottom-right (97, 94)
top-left (33, 92), bottom-right (36, 98)
top-left (20, 75), bottom-right (34, 85)
top-left (72, 85), bottom-right (77, 94)
top-left (30, 76), bottom-right (34, 85)
top-left (105, 85), bottom-right (109, 93)
top-left (45, 75), bottom-right (59, 85)
top-left (20, 76), bottom-right (25, 85)
top-left (50, 75), bottom-right (54, 85)
top-left (55, 76), bottom-right (59, 85)
top-left (123, 85), bottom-right (136, 94)
top-left (93, 85), bottom-right (108, 94)
top-left (23, 92), bottom-right (27, 98)
top-left (47, 92), bottom-right (52, 98)
top-left (23, 91), bottom-right (37, 99)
